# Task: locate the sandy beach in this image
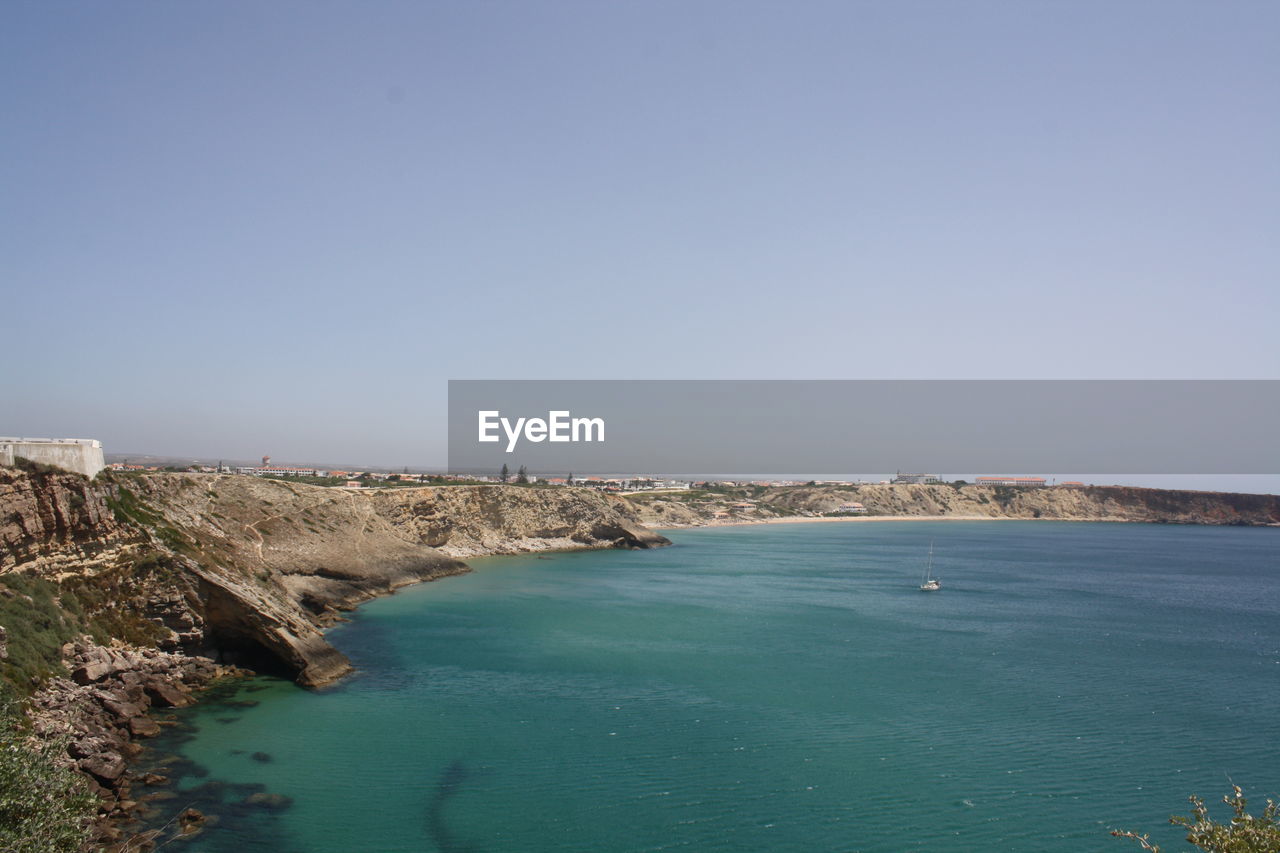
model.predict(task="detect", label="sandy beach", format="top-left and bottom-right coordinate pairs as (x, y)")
top-left (647, 514), bottom-right (1071, 532)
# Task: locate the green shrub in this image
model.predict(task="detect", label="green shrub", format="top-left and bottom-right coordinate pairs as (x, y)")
top-left (0, 577), bottom-right (76, 694)
top-left (0, 706), bottom-right (95, 853)
top-left (104, 485), bottom-right (162, 528)
top-left (0, 568), bottom-right (166, 697)
top-left (1113, 786), bottom-right (1280, 852)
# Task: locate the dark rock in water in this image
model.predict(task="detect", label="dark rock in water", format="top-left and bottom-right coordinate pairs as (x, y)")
top-left (185, 779), bottom-right (228, 801)
top-left (129, 717), bottom-right (162, 738)
top-left (215, 717), bottom-right (239, 724)
top-left (115, 828), bottom-right (162, 852)
top-left (243, 791), bottom-right (293, 810)
top-left (139, 773), bottom-right (169, 786)
top-left (250, 751), bottom-right (272, 763)
top-left (176, 807), bottom-right (208, 839)
top-left (426, 760), bottom-right (478, 853)
top-left (225, 699), bottom-right (260, 708)
top-left (144, 678), bottom-right (193, 708)
top-left (134, 803), bottom-right (161, 822)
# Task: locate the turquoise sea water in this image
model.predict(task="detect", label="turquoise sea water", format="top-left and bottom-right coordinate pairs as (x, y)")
top-left (140, 522), bottom-right (1280, 852)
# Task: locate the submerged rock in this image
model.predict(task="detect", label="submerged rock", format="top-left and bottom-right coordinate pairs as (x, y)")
top-left (129, 717), bottom-right (162, 738)
top-left (243, 791), bottom-right (293, 810)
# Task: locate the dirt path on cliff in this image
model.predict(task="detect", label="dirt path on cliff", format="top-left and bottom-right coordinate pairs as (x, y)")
top-left (240, 487), bottom-right (352, 565)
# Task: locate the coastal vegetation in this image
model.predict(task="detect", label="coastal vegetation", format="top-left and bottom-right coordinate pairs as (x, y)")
top-left (1113, 786), bottom-right (1280, 852)
top-left (0, 707), bottom-right (95, 853)
top-left (0, 575), bottom-right (84, 700)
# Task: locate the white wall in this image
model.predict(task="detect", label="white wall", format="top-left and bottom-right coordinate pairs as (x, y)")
top-left (0, 440), bottom-right (105, 478)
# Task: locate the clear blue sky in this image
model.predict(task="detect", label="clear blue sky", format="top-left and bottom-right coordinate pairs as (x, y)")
top-left (3, 2), bottom-right (1277, 475)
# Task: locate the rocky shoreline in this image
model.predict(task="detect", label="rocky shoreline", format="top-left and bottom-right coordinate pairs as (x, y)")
top-left (28, 639), bottom-right (246, 850)
top-left (9, 468), bottom-right (1275, 850)
top-left (2, 468), bottom-right (670, 850)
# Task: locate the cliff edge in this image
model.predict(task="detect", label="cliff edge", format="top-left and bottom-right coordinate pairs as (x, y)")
top-left (629, 483), bottom-right (1280, 527)
top-left (1, 469), bottom-right (669, 688)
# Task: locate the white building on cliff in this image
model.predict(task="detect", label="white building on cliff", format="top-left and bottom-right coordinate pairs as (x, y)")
top-left (0, 437), bottom-right (106, 478)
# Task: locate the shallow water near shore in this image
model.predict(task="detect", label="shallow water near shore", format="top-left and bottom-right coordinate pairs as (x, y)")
top-left (139, 521), bottom-right (1280, 852)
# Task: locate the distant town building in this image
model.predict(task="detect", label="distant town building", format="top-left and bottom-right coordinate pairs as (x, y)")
top-left (836, 502), bottom-right (867, 513)
top-left (620, 478), bottom-right (693, 491)
top-left (0, 437), bottom-right (105, 478)
top-left (975, 476), bottom-right (1047, 487)
top-left (110, 462), bottom-right (167, 472)
top-left (891, 472), bottom-right (941, 484)
top-left (245, 466), bottom-right (323, 478)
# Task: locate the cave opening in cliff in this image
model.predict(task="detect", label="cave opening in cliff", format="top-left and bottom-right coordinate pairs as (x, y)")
top-left (197, 582), bottom-right (302, 680)
top-left (206, 630), bottom-right (298, 680)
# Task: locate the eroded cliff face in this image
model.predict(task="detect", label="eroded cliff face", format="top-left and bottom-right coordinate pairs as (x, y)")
top-left (8, 470), bottom-right (1270, 688)
top-left (631, 483), bottom-right (1280, 527)
top-left (0, 466), bottom-right (142, 578)
top-left (767, 484), bottom-right (1280, 523)
top-left (372, 485), bottom-right (671, 557)
top-left (1, 470), bottom-right (669, 687)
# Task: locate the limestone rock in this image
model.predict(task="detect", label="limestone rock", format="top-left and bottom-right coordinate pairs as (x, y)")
top-left (3, 469), bottom-right (672, 688)
top-left (80, 753), bottom-right (126, 783)
top-left (128, 716), bottom-right (161, 737)
top-left (143, 678), bottom-right (192, 708)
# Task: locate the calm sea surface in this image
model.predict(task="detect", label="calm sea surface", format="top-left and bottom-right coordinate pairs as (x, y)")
top-left (140, 521), bottom-right (1280, 852)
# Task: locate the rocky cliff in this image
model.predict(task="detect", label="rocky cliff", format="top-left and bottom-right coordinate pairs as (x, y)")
top-left (1, 467), bottom-right (668, 847)
top-left (3, 466), bottom-right (1274, 849)
top-left (629, 483), bottom-right (1280, 527)
top-left (1, 468), bottom-right (669, 688)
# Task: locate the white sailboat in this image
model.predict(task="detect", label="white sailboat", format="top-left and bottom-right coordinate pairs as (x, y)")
top-left (919, 541), bottom-right (941, 591)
